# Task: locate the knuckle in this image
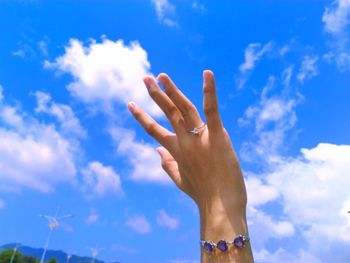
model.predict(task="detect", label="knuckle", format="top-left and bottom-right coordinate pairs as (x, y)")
top-left (165, 87), bottom-right (175, 98)
top-left (204, 105), bottom-right (217, 116)
top-left (132, 110), bottom-right (141, 119)
top-left (184, 103), bottom-right (196, 114)
top-left (161, 160), bottom-right (171, 170)
top-left (145, 122), bottom-right (157, 135)
top-left (148, 87), bottom-right (158, 97)
top-left (165, 105), bottom-right (178, 117)
top-left (203, 85), bottom-right (214, 95)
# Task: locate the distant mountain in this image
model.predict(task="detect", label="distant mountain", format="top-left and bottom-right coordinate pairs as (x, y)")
top-left (0, 244), bottom-right (107, 263)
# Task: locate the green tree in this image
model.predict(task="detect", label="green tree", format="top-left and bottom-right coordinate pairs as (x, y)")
top-left (0, 249), bottom-right (24, 263)
top-left (45, 258), bottom-right (57, 263)
top-left (23, 256), bottom-right (39, 263)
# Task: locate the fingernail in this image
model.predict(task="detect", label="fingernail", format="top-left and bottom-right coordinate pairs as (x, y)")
top-left (203, 70), bottom-right (209, 83)
top-left (127, 102), bottom-right (136, 114)
top-left (143, 77), bottom-right (151, 89)
top-left (203, 70), bottom-right (212, 83)
top-left (157, 73), bottom-right (167, 81)
top-left (155, 147), bottom-right (163, 156)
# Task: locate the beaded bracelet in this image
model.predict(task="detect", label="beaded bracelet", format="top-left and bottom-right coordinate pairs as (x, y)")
top-left (200, 235), bottom-right (250, 253)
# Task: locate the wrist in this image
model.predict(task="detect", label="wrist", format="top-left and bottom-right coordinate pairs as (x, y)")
top-left (199, 200), bottom-right (248, 241)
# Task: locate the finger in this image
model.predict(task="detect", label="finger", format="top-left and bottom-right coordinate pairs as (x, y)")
top-left (157, 73), bottom-right (203, 129)
top-left (143, 76), bottom-right (186, 136)
top-left (156, 146), bottom-right (182, 189)
top-left (202, 70), bottom-right (223, 133)
top-left (128, 102), bottom-right (176, 149)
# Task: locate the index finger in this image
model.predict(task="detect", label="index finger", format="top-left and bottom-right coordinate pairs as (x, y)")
top-left (128, 102), bottom-right (177, 149)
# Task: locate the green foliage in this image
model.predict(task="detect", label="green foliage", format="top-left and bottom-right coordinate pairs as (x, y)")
top-left (45, 258), bottom-right (57, 263)
top-left (0, 249), bottom-right (40, 263)
top-left (23, 256), bottom-right (39, 263)
top-left (0, 249), bottom-right (24, 263)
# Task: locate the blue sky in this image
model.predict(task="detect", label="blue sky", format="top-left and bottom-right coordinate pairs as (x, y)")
top-left (0, 0), bottom-right (350, 262)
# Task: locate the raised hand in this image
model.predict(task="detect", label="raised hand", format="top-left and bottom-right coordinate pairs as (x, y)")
top-left (128, 70), bottom-right (253, 263)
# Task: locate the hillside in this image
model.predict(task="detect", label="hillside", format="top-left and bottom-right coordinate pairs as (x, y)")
top-left (0, 244), bottom-right (106, 263)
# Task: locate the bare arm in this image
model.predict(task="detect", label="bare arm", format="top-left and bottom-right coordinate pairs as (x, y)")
top-left (128, 70), bottom-right (253, 263)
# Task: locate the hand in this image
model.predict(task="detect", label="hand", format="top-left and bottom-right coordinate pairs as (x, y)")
top-left (128, 70), bottom-right (253, 262)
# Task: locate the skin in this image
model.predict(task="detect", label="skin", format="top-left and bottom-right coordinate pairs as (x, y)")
top-left (127, 70), bottom-right (254, 263)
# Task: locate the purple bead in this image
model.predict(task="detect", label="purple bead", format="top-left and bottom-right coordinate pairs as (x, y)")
top-left (203, 241), bottom-right (214, 253)
top-left (233, 236), bottom-right (245, 248)
top-left (216, 240), bottom-right (228, 252)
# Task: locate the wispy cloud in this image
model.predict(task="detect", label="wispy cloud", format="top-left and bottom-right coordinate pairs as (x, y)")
top-left (126, 215), bottom-right (152, 234)
top-left (297, 55), bottom-right (319, 83)
top-left (156, 209), bottom-right (179, 230)
top-left (151, 0), bottom-right (177, 27)
top-left (110, 127), bottom-right (169, 184)
top-left (35, 91), bottom-right (87, 139)
top-left (82, 161), bottom-right (123, 198)
top-left (86, 208), bottom-right (99, 224)
top-left (323, 0), bottom-right (350, 35)
top-left (237, 42), bottom-right (273, 89)
top-left (322, 0), bottom-right (350, 70)
top-left (238, 76), bottom-right (297, 162)
top-left (192, 1), bottom-right (206, 13)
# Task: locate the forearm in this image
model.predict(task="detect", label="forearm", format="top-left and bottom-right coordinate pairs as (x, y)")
top-left (199, 201), bottom-right (253, 263)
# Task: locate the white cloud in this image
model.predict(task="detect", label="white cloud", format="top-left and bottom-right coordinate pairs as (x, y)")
top-left (86, 208), bottom-right (99, 224)
top-left (248, 207), bottom-right (295, 249)
top-left (151, 0), bottom-right (177, 26)
top-left (266, 143), bottom-right (350, 244)
top-left (157, 209), bottom-right (179, 230)
top-left (281, 66), bottom-right (294, 88)
top-left (237, 42), bottom-right (272, 90)
top-left (254, 248), bottom-right (322, 263)
top-left (245, 143), bottom-right (350, 262)
top-left (239, 43), bottom-right (272, 74)
top-left (35, 91), bottom-right (86, 138)
top-left (245, 175), bottom-right (279, 207)
top-left (0, 199), bottom-right (5, 209)
top-left (46, 38), bottom-right (162, 117)
top-left (322, 0), bottom-right (350, 70)
top-left (126, 215), bottom-right (152, 234)
top-left (0, 104), bottom-right (25, 129)
top-left (0, 93), bottom-right (77, 192)
top-left (238, 77), bottom-right (297, 162)
top-left (110, 127), bottom-right (170, 184)
top-left (47, 37), bottom-right (170, 186)
top-left (246, 143), bottom-right (350, 262)
top-left (323, 0), bottom-right (350, 35)
top-left (297, 55), bottom-right (319, 83)
top-left (82, 161), bottom-right (123, 198)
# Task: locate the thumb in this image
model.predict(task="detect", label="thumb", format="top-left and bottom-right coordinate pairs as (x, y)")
top-left (156, 146), bottom-right (182, 188)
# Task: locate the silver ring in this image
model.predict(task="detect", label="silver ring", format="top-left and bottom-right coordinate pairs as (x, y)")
top-left (188, 123), bottom-right (206, 135)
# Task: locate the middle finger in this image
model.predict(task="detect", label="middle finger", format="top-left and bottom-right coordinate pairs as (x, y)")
top-left (157, 73), bottom-right (203, 130)
top-left (143, 76), bottom-right (186, 136)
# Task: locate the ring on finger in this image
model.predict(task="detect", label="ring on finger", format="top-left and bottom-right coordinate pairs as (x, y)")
top-left (187, 123), bottom-right (206, 135)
